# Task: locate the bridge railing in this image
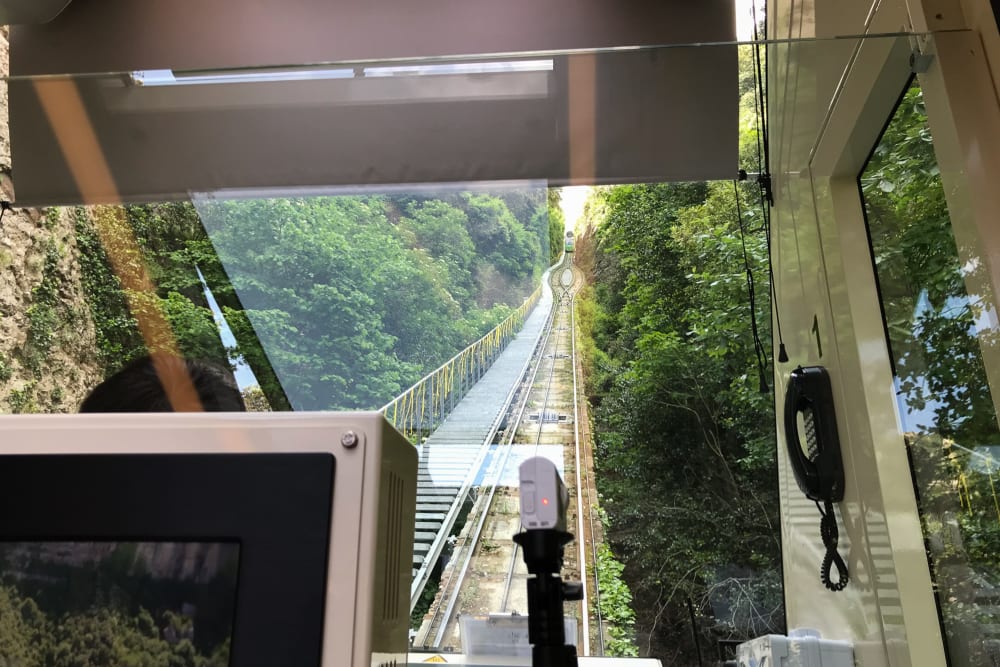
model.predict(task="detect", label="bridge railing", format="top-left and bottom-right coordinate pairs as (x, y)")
top-left (380, 284), bottom-right (542, 442)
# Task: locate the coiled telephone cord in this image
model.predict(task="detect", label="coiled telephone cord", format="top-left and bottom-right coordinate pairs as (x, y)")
top-left (817, 499), bottom-right (849, 591)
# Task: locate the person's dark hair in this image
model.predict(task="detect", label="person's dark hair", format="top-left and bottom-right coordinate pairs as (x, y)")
top-left (80, 353), bottom-right (246, 412)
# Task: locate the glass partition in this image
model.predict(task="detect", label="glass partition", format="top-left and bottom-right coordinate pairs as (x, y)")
top-left (860, 80), bottom-right (1000, 666)
top-left (0, 32), bottom-right (938, 665)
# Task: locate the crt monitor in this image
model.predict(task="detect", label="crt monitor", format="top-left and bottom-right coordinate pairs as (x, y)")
top-left (0, 411), bottom-right (416, 667)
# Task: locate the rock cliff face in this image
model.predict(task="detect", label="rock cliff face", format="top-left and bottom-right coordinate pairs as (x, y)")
top-left (0, 28), bottom-right (105, 413)
top-left (135, 542), bottom-right (236, 583)
top-left (1, 541), bottom-right (235, 584)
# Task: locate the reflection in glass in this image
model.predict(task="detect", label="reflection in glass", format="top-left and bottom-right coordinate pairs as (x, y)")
top-left (861, 82), bottom-right (1000, 666)
top-left (194, 187), bottom-right (551, 410)
top-left (4, 186), bottom-right (553, 413)
top-left (0, 542), bottom-right (239, 666)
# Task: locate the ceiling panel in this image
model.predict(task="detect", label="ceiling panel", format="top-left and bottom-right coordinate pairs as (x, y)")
top-left (11, 0), bottom-right (735, 75)
top-left (8, 2), bottom-right (738, 204)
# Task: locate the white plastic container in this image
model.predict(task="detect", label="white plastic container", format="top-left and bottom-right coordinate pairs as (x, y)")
top-left (460, 613), bottom-right (577, 657)
top-left (736, 628), bottom-right (853, 667)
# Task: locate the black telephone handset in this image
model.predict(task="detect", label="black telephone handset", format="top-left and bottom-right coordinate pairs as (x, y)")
top-left (783, 365), bottom-right (849, 591)
top-left (783, 365), bottom-right (845, 503)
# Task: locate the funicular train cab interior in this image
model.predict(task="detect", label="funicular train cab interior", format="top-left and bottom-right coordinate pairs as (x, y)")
top-left (0, 0), bottom-right (999, 666)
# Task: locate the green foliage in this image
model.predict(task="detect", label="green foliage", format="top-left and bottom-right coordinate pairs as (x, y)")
top-left (547, 189), bottom-right (566, 266)
top-left (585, 178), bottom-right (781, 662)
top-left (462, 193), bottom-right (542, 298)
top-left (410, 576), bottom-right (440, 630)
top-left (862, 84), bottom-right (1000, 660)
top-left (596, 541), bottom-right (639, 657)
top-left (72, 203), bottom-right (290, 408)
top-left (44, 208), bottom-right (61, 231)
top-left (0, 542), bottom-right (239, 666)
top-left (905, 419), bottom-right (1000, 659)
top-left (24, 241), bottom-right (65, 374)
top-left (202, 197), bottom-right (423, 409)
top-left (120, 203), bottom-right (236, 370)
top-left (158, 292), bottom-right (228, 361)
top-left (74, 207), bottom-right (146, 373)
top-left (574, 285), bottom-right (613, 400)
top-left (862, 86), bottom-right (996, 443)
top-left (0, 585), bottom-right (44, 664)
top-left (200, 193), bottom-right (546, 410)
top-left (39, 606), bottom-right (218, 667)
top-left (0, 357), bottom-right (12, 384)
top-left (399, 200), bottom-right (477, 304)
top-left (63, 188), bottom-right (548, 411)
top-left (9, 383), bottom-right (38, 414)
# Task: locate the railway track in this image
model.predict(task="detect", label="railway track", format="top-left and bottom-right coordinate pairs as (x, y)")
top-left (413, 253), bottom-right (602, 655)
top-left (570, 263), bottom-right (605, 656)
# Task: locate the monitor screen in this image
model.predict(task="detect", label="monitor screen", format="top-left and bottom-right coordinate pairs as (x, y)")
top-left (0, 541), bottom-right (240, 666)
top-left (0, 452), bottom-right (335, 666)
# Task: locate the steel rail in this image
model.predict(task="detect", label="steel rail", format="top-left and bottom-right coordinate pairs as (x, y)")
top-left (496, 256), bottom-right (592, 662)
top-left (424, 269), bottom-right (560, 649)
top-left (569, 263), bottom-right (604, 655)
top-left (500, 260), bottom-right (571, 613)
top-left (546, 261), bottom-right (594, 654)
top-left (409, 372), bottom-right (514, 609)
top-left (409, 267), bottom-right (554, 610)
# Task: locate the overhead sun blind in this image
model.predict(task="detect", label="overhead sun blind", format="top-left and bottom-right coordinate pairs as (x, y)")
top-left (8, 0), bottom-right (738, 205)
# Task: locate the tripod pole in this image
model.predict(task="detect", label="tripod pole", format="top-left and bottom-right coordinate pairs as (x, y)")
top-left (514, 528), bottom-right (581, 667)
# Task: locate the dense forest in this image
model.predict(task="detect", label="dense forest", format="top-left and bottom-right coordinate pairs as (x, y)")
top-left (59, 188), bottom-right (562, 412)
top-left (577, 181), bottom-right (781, 663)
top-left (0, 543), bottom-right (237, 667)
top-left (575, 50), bottom-right (783, 663)
top-left (580, 75), bottom-right (1000, 666)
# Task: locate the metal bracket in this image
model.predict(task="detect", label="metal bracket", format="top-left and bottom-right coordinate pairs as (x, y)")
top-left (910, 51), bottom-right (935, 74)
top-left (737, 169), bottom-right (774, 207)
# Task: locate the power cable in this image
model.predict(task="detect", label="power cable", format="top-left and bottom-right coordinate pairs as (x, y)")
top-left (748, 0), bottom-right (789, 363)
top-left (734, 181), bottom-right (770, 393)
top-left (760, 194), bottom-right (788, 363)
top-left (752, 1), bottom-right (771, 201)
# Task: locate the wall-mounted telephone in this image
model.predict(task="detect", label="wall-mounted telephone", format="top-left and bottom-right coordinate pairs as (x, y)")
top-left (783, 365), bottom-right (849, 591)
top-left (784, 365), bottom-right (844, 503)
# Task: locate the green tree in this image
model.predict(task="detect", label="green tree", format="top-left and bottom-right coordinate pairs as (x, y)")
top-left (399, 200), bottom-right (477, 304)
top-left (201, 197), bottom-right (449, 408)
top-left (584, 178), bottom-right (780, 661)
top-left (580, 51), bottom-right (783, 660)
top-left (69, 188), bottom-right (548, 412)
top-left (0, 586), bottom-right (43, 666)
top-left (862, 86), bottom-right (997, 444)
top-left (463, 193), bottom-right (540, 288)
top-left (546, 189), bottom-right (565, 265)
top-left (862, 83), bottom-right (1000, 665)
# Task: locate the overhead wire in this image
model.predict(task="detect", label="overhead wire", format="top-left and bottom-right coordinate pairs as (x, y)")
top-left (750, 0), bottom-right (789, 363)
top-left (734, 181), bottom-right (770, 393)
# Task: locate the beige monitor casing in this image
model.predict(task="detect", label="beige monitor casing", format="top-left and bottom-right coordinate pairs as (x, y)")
top-left (0, 411), bottom-right (417, 667)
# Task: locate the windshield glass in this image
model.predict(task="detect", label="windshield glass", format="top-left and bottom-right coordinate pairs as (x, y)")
top-left (0, 30), bottom-right (937, 667)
